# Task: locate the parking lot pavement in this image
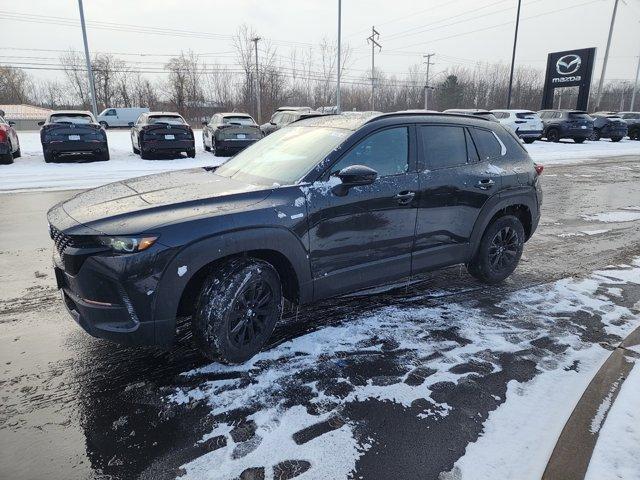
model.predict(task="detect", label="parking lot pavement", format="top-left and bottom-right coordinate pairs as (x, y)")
top-left (1, 155), bottom-right (640, 480)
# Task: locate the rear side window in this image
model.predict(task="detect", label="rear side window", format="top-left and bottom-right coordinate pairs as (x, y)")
top-left (569, 112), bottom-right (591, 120)
top-left (472, 128), bottom-right (503, 161)
top-left (331, 127), bottom-right (408, 177)
top-left (419, 125), bottom-right (468, 169)
top-left (516, 112), bottom-right (536, 119)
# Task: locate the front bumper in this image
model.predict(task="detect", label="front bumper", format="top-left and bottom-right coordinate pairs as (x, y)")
top-left (52, 236), bottom-right (175, 347)
top-left (43, 140), bottom-right (108, 157)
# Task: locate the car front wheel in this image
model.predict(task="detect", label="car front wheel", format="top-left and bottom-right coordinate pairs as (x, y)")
top-left (467, 215), bottom-right (524, 284)
top-left (192, 258), bottom-right (283, 364)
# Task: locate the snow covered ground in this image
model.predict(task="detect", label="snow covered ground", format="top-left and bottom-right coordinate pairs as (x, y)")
top-left (0, 129), bottom-right (228, 192)
top-left (169, 260), bottom-right (640, 480)
top-left (0, 130), bottom-right (638, 192)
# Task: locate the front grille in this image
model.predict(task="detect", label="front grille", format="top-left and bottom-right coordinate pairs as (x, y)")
top-left (49, 225), bottom-right (97, 255)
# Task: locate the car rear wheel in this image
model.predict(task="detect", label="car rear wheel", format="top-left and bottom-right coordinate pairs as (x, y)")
top-left (574, 137), bottom-right (586, 144)
top-left (0, 152), bottom-right (13, 164)
top-left (192, 258), bottom-right (283, 364)
top-left (13, 147), bottom-right (21, 158)
top-left (99, 121), bottom-right (108, 129)
top-left (610, 136), bottom-right (622, 143)
top-left (589, 130), bottom-right (601, 141)
top-left (467, 215), bottom-right (525, 284)
top-left (44, 151), bottom-right (56, 163)
top-left (523, 138), bottom-right (536, 144)
top-left (546, 128), bottom-right (560, 142)
top-left (187, 148), bottom-right (196, 158)
top-left (96, 150), bottom-right (110, 161)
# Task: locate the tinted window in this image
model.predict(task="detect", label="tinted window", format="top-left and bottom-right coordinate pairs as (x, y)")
top-left (148, 115), bottom-right (185, 125)
top-left (331, 127), bottom-right (409, 177)
top-left (493, 111), bottom-right (508, 119)
top-left (223, 116), bottom-right (255, 126)
top-left (419, 125), bottom-right (468, 169)
top-left (472, 128), bottom-right (503, 160)
top-left (49, 114), bottom-right (93, 124)
top-left (569, 112), bottom-right (591, 120)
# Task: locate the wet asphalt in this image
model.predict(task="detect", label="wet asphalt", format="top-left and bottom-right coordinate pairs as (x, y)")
top-left (1, 155), bottom-right (640, 480)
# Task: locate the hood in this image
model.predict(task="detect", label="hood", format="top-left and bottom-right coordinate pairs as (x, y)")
top-left (50, 168), bottom-right (271, 235)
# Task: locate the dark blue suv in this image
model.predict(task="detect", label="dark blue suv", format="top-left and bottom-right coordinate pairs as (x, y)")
top-left (538, 110), bottom-right (594, 143)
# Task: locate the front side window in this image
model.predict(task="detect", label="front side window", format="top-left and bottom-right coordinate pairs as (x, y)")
top-left (419, 125), bottom-right (468, 169)
top-left (330, 127), bottom-right (409, 177)
top-left (472, 128), bottom-right (503, 161)
top-left (106, 109), bottom-right (116, 116)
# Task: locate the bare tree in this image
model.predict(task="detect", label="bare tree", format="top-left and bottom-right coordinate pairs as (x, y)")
top-left (0, 65), bottom-right (33, 104)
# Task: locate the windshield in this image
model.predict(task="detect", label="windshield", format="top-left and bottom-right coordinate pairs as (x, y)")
top-left (50, 114), bottom-right (93, 124)
top-left (215, 126), bottom-right (350, 186)
top-left (148, 116), bottom-right (185, 125)
top-left (222, 116), bottom-right (255, 126)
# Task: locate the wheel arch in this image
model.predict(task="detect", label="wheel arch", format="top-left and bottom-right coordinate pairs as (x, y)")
top-left (152, 226), bottom-right (312, 345)
top-left (469, 189), bottom-right (538, 258)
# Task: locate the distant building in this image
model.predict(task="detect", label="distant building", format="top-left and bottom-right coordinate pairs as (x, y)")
top-left (0, 104), bottom-right (54, 130)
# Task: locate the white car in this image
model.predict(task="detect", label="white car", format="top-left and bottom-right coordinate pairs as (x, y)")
top-left (97, 107), bottom-right (150, 128)
top-left (491, 110), bottom-right (543, 144)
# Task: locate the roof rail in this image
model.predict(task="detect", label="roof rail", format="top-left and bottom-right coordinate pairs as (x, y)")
top-left (364, 111), bottom-right (493, 124)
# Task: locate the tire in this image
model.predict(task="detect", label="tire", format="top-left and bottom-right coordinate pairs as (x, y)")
top-left (96, 150), bottom-right (110, 161)
top-left (589, 130), bottom-right (601, 141)
top-left (203, 134), bottom-right (211, 151)
top-left (523, 138), bottom-right (536, 144)
top-left (546, 128), bottom-right (560, 142)
top-left (204, 144), bottom-right (211, 152)
top-left (192, 258), bottom-right (283, 364)
top-left (629, 128), bottom-right (640, 140)
top-left (213, 143), bottom-right (225, 157)
top-left (467, 215), bottom-right (525, 285)
top-left (132, 143), bottom-right (140, 154)
top-left (0, 152), bottom-right (13, 164)
top-left (610, 136), bottom-right (622, 143)
top-left (574, 137), bottom-right (586, 144)
top-left (187, 148), bottom-right (196, 158)
top-left (44, 151), bottom-right (56, 163)
top-left (140, 143), bottom-right (152, 160)
top-left (13, 147), bottom-right (21, 158)
top-left (99, 121), bottom-right (108, 129)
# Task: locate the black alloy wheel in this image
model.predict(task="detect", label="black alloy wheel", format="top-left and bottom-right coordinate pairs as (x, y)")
top-left (546, 129), bottom-right (560, 142)
top-left (488, 226), bottom-right (520, 274)
top-left (228, 278), bottom-right (276, 349)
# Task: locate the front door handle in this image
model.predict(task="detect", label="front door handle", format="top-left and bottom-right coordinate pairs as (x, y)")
top-left (476, 178), bottom-right (495, 190)
top-left (394, 191), bottom-right (416, 205)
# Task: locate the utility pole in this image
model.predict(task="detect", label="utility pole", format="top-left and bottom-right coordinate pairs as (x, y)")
top-left (595, 0), bottom-right (620, 110)
top-left (337, 0), bottom-right (342, 113)
top-left (423, 53), bottom-right (435, 110)
top-left (506, 0), bottom-right (522, 108)
top-left (251, 37), bottom-right (261, 123)
top-left (632, 51), bottom-right (640, 111)
top-left (77, 0), bottom-right (98, 117)
top-left (367, 27), bottom-right (381, 111)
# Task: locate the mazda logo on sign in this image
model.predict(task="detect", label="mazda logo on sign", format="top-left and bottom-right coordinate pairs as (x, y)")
top-left (556, 54), bottom-right (581, 75)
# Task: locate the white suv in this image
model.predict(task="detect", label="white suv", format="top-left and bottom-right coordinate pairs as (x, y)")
top-left (491, 110), bottom-right (543, 144)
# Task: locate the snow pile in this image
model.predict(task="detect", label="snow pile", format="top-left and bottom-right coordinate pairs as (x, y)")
top-left (582, 211), bottom-right (640, 223)
top-left (170, 261), bottom-right (640, 480)
top-left (585, 363), bottom-right (640, 480)
top-left (0, 129), bottom-right (228, 192)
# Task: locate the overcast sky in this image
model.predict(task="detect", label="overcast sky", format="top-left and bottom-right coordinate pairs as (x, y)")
top-left (2, 0), bottom-right (639, 85)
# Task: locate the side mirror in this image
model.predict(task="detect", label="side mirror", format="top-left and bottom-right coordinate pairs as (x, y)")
top-left (8, 121), bottom-right (15, 126)
top-left (270, 121), bottom-right (276, 125)
top-left (38, 121), bottom-right (45, 126)
top-left (336, 164), bottom-right (378, 187)
top-left (201, 120), bottom-right (208, 126)
top-left (128, 122), bottom-right (134, 127)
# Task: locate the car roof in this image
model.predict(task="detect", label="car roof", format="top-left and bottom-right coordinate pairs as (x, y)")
top-left (147, 111), bottom-right (182, 116)
top-left (276, 106), bottom-right (312, 112)
top-left (491, 109), bottom-right (536, 113)
top-left (444, 108), bottom-right (492, 114)
top-left (539, 109), bottom-right (587, 113)
top-left (49, 110), bottom-right (93, 116)
top-left (219, 112), bottom-right (253, 117)
top-left (291, 111), bottom-right (498, 131)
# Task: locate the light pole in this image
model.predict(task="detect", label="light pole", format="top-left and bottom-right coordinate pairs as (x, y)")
top-left (337, 0), bottom-right (342, 113)
top-left (251, 37), bottom-right (261, 123)
top-left (506, 0), bottom-right (522, 108)
top-left (595, 0), bottom-right (620, 110)
top-left (631, 51), bottom-right (640, 110)
top-left (77, 0), bottom-right (98, 116)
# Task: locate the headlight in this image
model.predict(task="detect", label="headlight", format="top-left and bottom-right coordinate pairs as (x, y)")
top-left (98, 236), bottom-right (158, 253)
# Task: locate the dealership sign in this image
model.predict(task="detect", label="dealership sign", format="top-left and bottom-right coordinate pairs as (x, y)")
top-left (541, 48), bottom-right (596, 110)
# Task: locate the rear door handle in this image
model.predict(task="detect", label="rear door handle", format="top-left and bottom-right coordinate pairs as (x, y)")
top-left (394, 191), bottom-right (415, 205)
top-left (476, 179), bottom-right (495, 190)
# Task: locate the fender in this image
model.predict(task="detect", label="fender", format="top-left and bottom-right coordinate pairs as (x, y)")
top-left (152, 226), bottom-right (313, 345)
top-left (469, 187), bottom-right (539, 257)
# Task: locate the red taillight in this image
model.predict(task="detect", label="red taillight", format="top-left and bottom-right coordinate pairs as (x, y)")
top-left (535, 164), bottom-right (544, 175)
top-left (0, 128), bottom-right (6, 143)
